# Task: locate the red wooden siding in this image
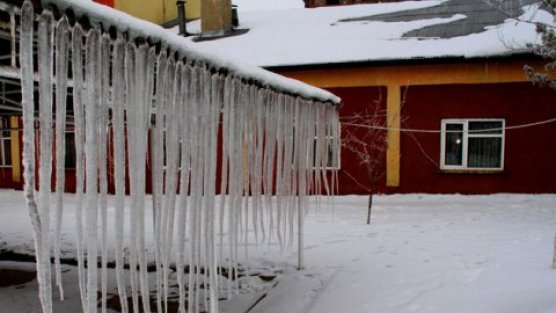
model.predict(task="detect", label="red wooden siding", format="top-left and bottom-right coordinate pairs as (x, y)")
top-left (93, 0), bottom-right (115, 8)
top-left (398, 82), bottom-right (556, 193)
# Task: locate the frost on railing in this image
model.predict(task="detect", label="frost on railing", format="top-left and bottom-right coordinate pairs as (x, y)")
top-left (17, 0), bottom-right (340, 313)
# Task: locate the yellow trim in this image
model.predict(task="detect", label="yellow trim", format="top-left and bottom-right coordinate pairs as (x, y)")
top-left (277, 60), bottom-right (543, 88)
top-left (10, 116), bottom-right (21, 183)
top-left (386, 85), bottom-right (400, 187)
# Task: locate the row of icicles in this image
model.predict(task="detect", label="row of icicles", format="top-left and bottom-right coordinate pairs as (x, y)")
top-left (19, 2), bottom-right (339, 313)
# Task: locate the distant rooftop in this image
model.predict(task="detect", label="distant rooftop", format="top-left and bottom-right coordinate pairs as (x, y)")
top-left (178, 0), bottom-right (554, 67)
top-left (341, 0), bottom-right (539, 38)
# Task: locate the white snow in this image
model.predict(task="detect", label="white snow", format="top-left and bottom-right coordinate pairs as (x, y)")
top-left (1, 190), bottom-right (555, 312)
top-left (176, 1), bottom-right (553, 67)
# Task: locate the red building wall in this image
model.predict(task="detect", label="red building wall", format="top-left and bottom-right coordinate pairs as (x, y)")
top-left (327, 86), bottom-right (388, 194)
top-left (93, 0), bottom-right (114, 7)
top-left (323, 82), bottom-right (556, 194)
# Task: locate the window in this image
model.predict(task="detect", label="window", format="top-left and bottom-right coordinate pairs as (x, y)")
top-left (313, 123), bottom-right (340, 170)
top-left (0, 117), bottom-right (12, 168)
top-left (440, 119), bottom-right (505, 170)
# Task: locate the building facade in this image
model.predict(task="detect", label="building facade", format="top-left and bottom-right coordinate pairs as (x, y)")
top-left (272, 56), bottom-right (556, 194)
top-left (93, 0), bottom-right (201, 25)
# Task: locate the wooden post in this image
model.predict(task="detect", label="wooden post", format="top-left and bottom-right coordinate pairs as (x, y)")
top-left (298, 196), bottom-right (304, 270)
top-left (552, 233), bottom-right (556, 269)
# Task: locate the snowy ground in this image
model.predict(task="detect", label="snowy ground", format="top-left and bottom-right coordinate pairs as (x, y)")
top-left (1, 190), bottom-right (555, 312)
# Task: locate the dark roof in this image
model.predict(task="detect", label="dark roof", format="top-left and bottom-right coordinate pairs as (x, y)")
top-left (340, 0), bottom-right (540, 38)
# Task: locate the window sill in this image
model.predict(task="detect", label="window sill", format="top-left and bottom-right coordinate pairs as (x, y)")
top-left (439, 169), bottom-right (505, 175)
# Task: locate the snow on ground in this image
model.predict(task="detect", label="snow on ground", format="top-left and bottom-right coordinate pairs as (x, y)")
top-left (1, 190), bottom-right (556, 312)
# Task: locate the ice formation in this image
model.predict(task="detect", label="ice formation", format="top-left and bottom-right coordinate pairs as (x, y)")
top-left (18, 1), bottom-right (340, 312)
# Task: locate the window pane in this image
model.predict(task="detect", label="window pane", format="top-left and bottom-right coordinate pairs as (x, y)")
top-left (468, 137), bottom-right (502, 168)
top-left (444, 123), bottom-right (463, 166)
top-left (3, 139), bottom-right (11, 166)
top-left (469, 121), bottom-right (503, 135)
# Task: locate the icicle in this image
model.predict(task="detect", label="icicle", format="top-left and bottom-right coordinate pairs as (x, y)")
top-left (188, 65), bottom-right (201, 313)
top-left (71, 23), bottom-right (88, 312)
top-left (152, 50), bottom-right (168, 313)
top-left (289, 97), bottom-right (302, 250)
top-left (201, 69), bottom-right (213, 310)
top-left (207, 73), bottom-right (223, 313)
top-left (124, 41), bottom-right (140, 313)
top-left (85, 28), bottom-right (101, 313)
top-left (164, 60), bottom-right (182, 313)
top-left (53, 16), bottom-right (69, 301)
top-left (136, 45), bottom-right (154, 313)
top-left (253, 88), bottom-right (266, 244)
top-left (161, 56), bottom-right (177, 313)
top-left (99, 34), bottom-right (111, 313)
top-left (263, 91), bottom-right (278, 245)
top-left (20, 3), bottom-right (46, 313)
top-left (274, 94), bottom-right (285, 250)
top-left (176, 64), bottom-right (192, 313)
top-left (111, 35), bottom-right (129, 313)
top-left (218, 76), bottom-right (232, 271)
top-left (37, 11), bottom-right (55, 313)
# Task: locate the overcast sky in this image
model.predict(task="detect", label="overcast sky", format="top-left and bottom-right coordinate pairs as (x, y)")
top-left (233, 0), bottom-right (304, 11)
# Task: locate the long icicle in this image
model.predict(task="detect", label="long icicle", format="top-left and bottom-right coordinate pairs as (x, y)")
top-left (53, 16), bottom-right (69, 301)
top-left (37, 11), bottom-right (54, 313)
top-left (71, 23), bottom-right (88, 313)
top-left (85, 28), bottom-right (101, 313)
top-left (152, 50), bottom-right (168, 313)
top-left (176, 64), bottom-right (192, 313)
top-left (162, 56), bottom-right (177, 313)
top-left (136, 44), bottom-right (154, 313)
top-left (111, 35), bottom-right (129, 313)
top-left (124, 42), bottom-right (140, 313)
top-left (20, 3), bottom-right (46, 313)
top-left (99, 34), bottom-right (111, 313)
top-left (208, 73), bottom-right (223, 313)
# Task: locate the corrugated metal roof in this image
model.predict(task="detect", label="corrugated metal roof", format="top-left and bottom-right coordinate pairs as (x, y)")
top-left (340, 0), bottom-right (539, 38)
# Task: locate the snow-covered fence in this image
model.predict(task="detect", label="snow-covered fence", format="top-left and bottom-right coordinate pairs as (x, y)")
top-left (15, 1), bottom-right (340, 313)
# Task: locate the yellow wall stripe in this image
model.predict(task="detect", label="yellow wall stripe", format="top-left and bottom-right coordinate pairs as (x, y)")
top-left (386, 85), bottom-right (400, 187)
top-left (10, 116), bottom-right (21, 183)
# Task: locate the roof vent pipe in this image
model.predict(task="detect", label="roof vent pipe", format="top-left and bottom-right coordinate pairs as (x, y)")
top-left (231, 5), bottom-right (239, 28)
top-left (177, 0), bottom-right (187, 36)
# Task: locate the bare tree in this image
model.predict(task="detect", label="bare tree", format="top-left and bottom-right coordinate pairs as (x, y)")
top-left (341, 102), bottom-right (388, 224)
top-left (524, 1), bottom-right (556, 89)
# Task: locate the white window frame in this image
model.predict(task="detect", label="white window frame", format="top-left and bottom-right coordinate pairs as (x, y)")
top-left (440, 118), bottom-right (505, 171)
top-left (0, 117), bottom-right (12, 168)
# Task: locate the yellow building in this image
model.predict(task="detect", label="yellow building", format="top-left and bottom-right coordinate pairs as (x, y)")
top-left (96, 0), bottom-right (201, 25)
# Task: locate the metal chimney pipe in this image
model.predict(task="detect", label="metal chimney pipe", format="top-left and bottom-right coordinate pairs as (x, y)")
top-left (177, 0), bottom-right (187, 36)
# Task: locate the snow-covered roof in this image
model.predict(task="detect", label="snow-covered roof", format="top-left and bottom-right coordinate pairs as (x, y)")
top-left (179, 0), bottom-right (554, 68)
top-left (39, 0), bottom-right (340, 105)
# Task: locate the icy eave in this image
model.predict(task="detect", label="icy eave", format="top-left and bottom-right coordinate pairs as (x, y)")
top-left (38, 0), bottom-right (341, 106)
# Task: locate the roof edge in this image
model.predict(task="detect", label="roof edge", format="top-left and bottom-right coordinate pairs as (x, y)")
top-left (265, 52), bottom-right (542, 72)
